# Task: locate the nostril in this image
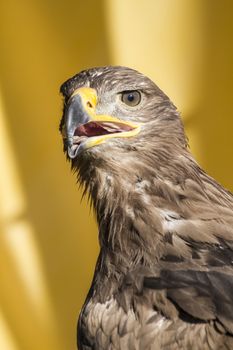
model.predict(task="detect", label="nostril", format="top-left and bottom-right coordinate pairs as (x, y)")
top-left (87, 101), bottom-right (93, 109)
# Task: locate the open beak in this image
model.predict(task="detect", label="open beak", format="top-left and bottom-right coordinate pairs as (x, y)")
top-left (62, 87), bottom-right (141, 159)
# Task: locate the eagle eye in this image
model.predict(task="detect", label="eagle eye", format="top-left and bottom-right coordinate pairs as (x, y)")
top-left (121, 90), bottom-right (141, 107)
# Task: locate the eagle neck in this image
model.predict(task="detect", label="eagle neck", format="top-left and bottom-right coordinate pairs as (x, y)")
top-left (79, 145), bottom-right (206, 267)
top-left (86, 152), bottom-right (191, 264)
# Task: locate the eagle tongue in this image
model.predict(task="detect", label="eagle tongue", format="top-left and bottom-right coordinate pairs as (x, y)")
top-left (74, 122), bottom-right (108, 137)
top-left (74, 121), bottom-right (123, 137)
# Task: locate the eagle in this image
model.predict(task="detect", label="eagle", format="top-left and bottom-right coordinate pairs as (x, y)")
top-left (59, 66), bottom-right (233, 350)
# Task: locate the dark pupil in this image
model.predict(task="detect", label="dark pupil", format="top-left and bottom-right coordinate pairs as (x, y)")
top-left (127, 93), bottom-right (135, 102)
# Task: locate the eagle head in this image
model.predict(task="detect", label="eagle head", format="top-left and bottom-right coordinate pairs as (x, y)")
top-left (60, 66), bottom-right (187, 174)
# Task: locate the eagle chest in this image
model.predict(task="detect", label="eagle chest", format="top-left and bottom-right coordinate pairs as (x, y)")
top-left (78, 296), bottom-right (172, 350)
top-left (78, 295), bottom-right (228, 350)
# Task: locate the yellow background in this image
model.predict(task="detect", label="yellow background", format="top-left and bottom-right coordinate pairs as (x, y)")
top-left (1, 1), bottom-right (233, 349)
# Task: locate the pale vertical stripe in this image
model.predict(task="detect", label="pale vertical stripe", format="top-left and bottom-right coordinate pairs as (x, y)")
top-left (3, 221), bottom-right (53, 324)
top-left (0, 92), bottom-right (26, 221)
top-left (0, 90), bottom-right (63, 349)
top-left (0, 90), bottom-right (47, 314)
top-left (0, 310), bottom-right (18, 350)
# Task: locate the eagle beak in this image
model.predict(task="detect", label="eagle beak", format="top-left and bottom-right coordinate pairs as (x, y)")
top-left (63, 87), bottom-right (141, 158)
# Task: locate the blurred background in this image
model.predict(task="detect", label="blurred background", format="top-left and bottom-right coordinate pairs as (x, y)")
top-left (0, 0), bottom-right (233, 349)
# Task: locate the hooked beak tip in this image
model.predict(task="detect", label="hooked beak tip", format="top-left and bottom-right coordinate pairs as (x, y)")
top-left (67, 144), bottom-right (79, 159)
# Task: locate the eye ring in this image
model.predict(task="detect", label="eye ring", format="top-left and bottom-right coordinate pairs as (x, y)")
top-left (121, 90), bottom-right (141, 107)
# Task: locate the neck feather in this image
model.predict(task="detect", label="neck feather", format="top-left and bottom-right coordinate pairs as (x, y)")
top-left (77, 142), bottom-right (205, 262)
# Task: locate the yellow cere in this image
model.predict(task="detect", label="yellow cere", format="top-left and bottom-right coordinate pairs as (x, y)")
top-left (70, 87), bottom-right (97, 111)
